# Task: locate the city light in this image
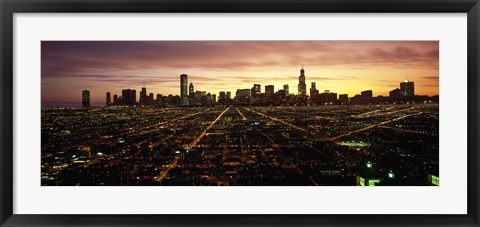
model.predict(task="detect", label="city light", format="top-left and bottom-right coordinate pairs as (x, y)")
top-left (41, 41), bottom-right (439, 186)
top-left (41, 70), bottom-right (439, 186)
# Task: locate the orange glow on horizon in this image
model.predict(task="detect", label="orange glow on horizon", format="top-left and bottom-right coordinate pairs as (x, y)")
top-left (41, 41), bottom-right (439, 106)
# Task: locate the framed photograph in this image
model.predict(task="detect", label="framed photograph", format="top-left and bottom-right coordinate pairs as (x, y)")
top-left (1, 0), bottom-right (479, 226)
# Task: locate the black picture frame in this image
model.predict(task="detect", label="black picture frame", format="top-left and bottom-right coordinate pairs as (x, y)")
top-left (1, 0), bottom-right (479, 226)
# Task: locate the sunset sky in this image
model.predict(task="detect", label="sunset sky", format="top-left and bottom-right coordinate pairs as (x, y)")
top-left (41, 41), bottom-right (439, 107)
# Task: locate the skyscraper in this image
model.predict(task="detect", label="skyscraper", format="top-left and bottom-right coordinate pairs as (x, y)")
top-left (356, 161), bottom-right (382, 186)
top-left (298, 66), bottom-right (306, 95)
top-left (113, 94), bottom-right (118, 105)
top-left (310, 81), bottom-right (319, 95)
top-left (226, 91), bottom-right (231, 100)
top-left (156, 94), bottom-right (162, 106)
top-left (310, 81), bottom-right (319, 103)
top-left (180, 74), bottom-right (189, 106)
top-left (149, 93), bottom-right (154, 106)
top-left (265, 85), bottom-right (274, 96)
top-left (283, 84), bottom-right (289, 95)
top-left (82, 90), bottom-right (90, 108)
top-left (189, 82), bottom-right (195, 96)
top-left (400, 80), bottom-right (414, 96)
top-left (122, 89), bottom-right (135, 106)
top-left (132, 89), bottom-right (136, 105)
top-left (251, 84), bottom-right (261, 97)
top-left (140, 86), bottom-right (147, 106)
top-left (106, 92), bottom-right (111, 106)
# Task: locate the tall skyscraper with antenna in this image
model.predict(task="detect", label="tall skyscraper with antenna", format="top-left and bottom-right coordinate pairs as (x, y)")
top-left (298, 65), bottom-right (307, 95)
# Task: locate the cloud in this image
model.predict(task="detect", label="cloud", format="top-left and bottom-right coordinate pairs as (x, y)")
top-left (422, 76), bottom-right (439, 81)
top-left (42, 41), bottom-right (439, 77)
top-left (41, 41), bottom-right (439, 105)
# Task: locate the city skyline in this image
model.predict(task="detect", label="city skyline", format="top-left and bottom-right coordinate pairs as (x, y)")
top-left (90, 71), bottom-right (429, 109)
top-left (42, 41), bottom-right (439, 107)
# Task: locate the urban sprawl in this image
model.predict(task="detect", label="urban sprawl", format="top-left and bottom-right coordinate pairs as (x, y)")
top-left (42, 67), bottom-right (439, 186)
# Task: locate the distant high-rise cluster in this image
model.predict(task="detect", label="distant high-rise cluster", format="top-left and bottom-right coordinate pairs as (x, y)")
top-left (83, 66), bottom-right (434, 108)
top-left (122, 89), bottom-right (136, 106)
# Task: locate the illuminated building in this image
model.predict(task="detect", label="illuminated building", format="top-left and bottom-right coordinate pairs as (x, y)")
top-left (427, 169), bottom-right (439, 186)
top-left (298, 65), bottom-right (306, 95)
top-left (82, 90), bottom-right (90, 108)
top-left (265, 85), bottom-right (274, 96)
top-left (180, 74), bottom-right (189, 106)
top-left (106, 92), bottom-right (111, 106)
top-left (356, 161), bottom-right (383, 186)
top-left (377, 171), bottom-right (400, 186)
top-left (400, 80), bottom-right (415, 96)
top-left (283, 84), bottom-right (289, 95)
